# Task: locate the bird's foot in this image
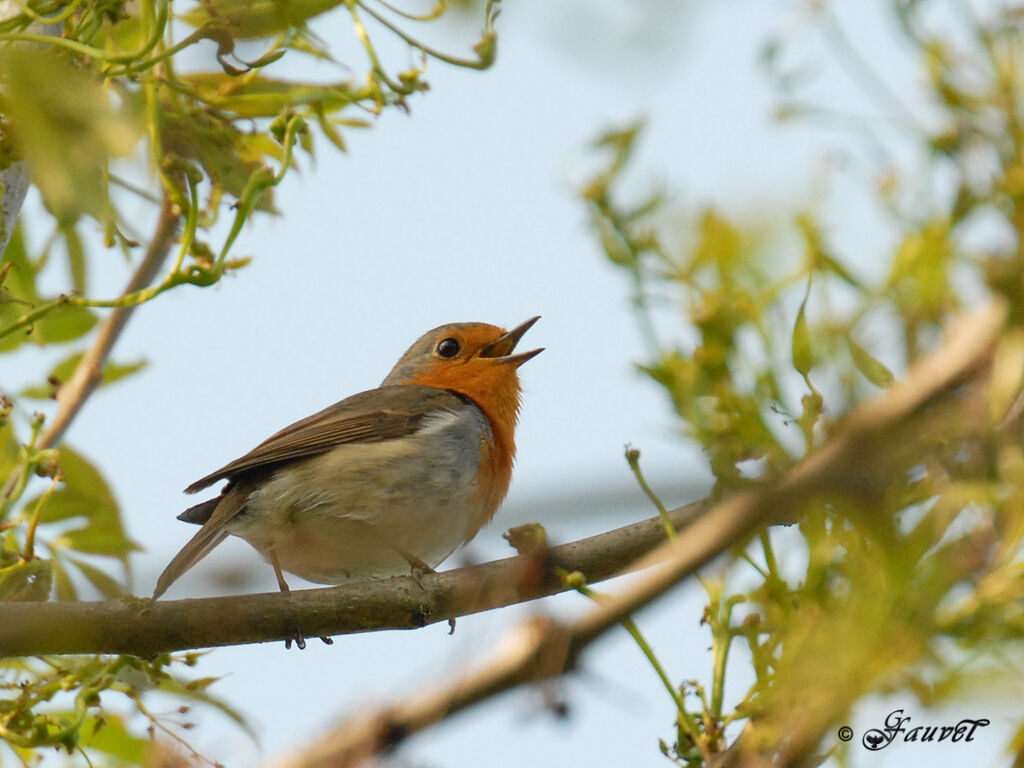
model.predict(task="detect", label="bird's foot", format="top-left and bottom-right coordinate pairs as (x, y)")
top-left (283, 629), bottom-right (333, 649)
top-left (405, 556), bottom-right (436, 591)
top-left (285, 628), bottom-right (307, 650)
top-left (271, 554), bottom-right (316, 649)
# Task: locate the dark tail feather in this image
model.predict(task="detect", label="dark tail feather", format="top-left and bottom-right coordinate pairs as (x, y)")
top-left (152, 527), bottom-right (229, 599)
top-left (154, 490), bottom-right (248, 599)
top-left (178, 498), bottom-right (219, 525)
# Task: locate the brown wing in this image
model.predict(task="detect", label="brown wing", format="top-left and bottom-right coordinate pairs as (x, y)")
top-left (184, 385), bottom-right (468, 493)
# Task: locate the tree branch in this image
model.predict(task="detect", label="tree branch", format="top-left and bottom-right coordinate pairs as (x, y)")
top-left (0, 500), bottom-right (711, 656)
top-left (262, 300), bottom-right (1007, 768)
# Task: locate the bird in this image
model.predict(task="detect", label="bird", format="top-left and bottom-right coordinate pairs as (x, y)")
top-left (152, 317), bottom-right (542, 604)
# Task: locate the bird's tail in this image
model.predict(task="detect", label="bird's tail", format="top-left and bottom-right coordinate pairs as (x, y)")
top-left (153, 490), bottom-right (247, 599)
top-left (152, 526), bottom-right (229, 599)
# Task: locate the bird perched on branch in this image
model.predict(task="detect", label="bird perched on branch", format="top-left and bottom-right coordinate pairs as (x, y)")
top-left (153, 318), bottom-right (542, 610)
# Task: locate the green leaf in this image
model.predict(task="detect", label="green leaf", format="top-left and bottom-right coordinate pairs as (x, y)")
top-left (97, 357), bottom-right (148, 385)
top-left (182, 0), bottom-right (346, 39)
top-left (26, 446), bottom-right (140, 561)
top-left (0, 423), bottom-right (19, 491)
top-left (21, 352), bottom-right (148, 400)
top-left (180, 73), bottom-right (362, 119)
top-left (60, 222), bottom-right (88, 293)
top-left (67, 557), bottom-right (125, 599)
top-left (28, 304), bottom-right (98, 345)
top-left (0, 224), bottom-right (98, 351)
top-left (78, 714), bottom-right (149, 764)
top-left (625, 192), bottom-right (664, 223)
top-left (0, 47), bottom-right (143, 222)
top-left (0, 559), bottom-right (54, 602)
top-left (888, 220), bottom-right (955, 320)
top-left (159, 102), bottom-right (277, 210)
top-left (247, 48), bottom-right (288, 69)
top-left (594, 120), bottom-right (645, 176)
top-left (849, 338), bottom-right (895, 388)
top-left (596, 216), bottom-right (634, 266)
top-left (313, 107), bottom-right (347, 153)
top-left (18, 385), bottom-right (52, 400)
top-left (792, 284), bottom-right (813, 377)
top-left (819, 253), bottom-right (864, 290)
top-left (795, 214), bottom-right (864, 289)
top-left (694, 209), bottom-right (742, 270)
top-left (184, 676), bottom-right (223, 693)
top-left (59, 525), bottom-right (139, 557)
top-left (37, 446), bottom-right (117, 521)
top-left (105, 10), bottom-right (147, 55)
top-left (29, 490), bottom-right (87, 525)
top-left (52, 558), bottom-right (78, 601)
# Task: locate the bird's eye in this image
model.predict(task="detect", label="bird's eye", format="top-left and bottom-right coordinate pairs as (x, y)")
top-left (436, 338), bottom-right (461, 358)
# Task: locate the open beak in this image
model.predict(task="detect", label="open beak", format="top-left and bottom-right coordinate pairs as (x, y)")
top-left (479, 316), bottom-right (543, 367)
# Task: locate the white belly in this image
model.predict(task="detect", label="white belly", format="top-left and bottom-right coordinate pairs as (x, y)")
top-left (224, 407), bottom-right (489, 583)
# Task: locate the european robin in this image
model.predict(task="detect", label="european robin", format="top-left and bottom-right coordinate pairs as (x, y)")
top-left (153, 317), bottom-right (541, 600)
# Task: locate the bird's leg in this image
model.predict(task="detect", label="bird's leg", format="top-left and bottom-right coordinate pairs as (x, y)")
top-left (397, 548), bottom-right (436, 586)
top-left (355, 522), bottom-right (457, 633)
top-left (274, 554), bottom-right (334, 648)
top-left (385, 540), bottom-right (440, 590)
top-left (350, 520), bottom-right (437, 585)
top-left (272, 554), bottom-right (291, 593)
top-left (270, 553), bottom-right (333, 648)
top-left (385, 541), bottom-right (456, 634)
top-left (271, 554), bottom-right (306, 651)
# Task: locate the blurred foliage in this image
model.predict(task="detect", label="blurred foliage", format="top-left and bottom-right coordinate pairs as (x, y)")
top-left (1, 652), bottom-right (246, 766)
top-left (0, 0), bottom-right (502, 763)
top-left (583, 1), bottom-right (1024, 766)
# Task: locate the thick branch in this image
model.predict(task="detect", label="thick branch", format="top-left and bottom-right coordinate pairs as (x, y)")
top-left (0, 501), bottom-right (711, 656)
top-left (264, 300), bottom-right (1007, 768)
